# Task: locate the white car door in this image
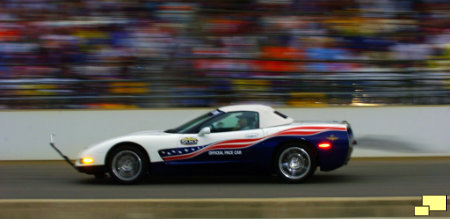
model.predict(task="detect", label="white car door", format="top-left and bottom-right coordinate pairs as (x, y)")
top-left (173, 111), bottom-right (264, 164)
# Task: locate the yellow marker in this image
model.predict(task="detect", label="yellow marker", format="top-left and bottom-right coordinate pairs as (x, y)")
top-left (415, 206), bottom-right (429, 216)
top-left (81, 157), bottom-right (94, 165)
top-left (423, 195), bottom-right (447, 211)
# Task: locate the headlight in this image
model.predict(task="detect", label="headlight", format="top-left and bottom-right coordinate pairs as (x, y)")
top-left (81, 157), bottom-right (94, 165)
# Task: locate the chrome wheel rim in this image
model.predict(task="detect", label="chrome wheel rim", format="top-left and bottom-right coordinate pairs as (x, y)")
top-left (278, 147), bottom-right (311, 180)
top-left (111, 150), bottom-right (142, 182)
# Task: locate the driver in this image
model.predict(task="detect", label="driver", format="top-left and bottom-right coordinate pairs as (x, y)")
top-left (234, 113), bottom-right (253, 131)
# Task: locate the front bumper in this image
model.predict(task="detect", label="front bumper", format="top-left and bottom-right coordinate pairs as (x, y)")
top-left (76, 165), bottom-right (106, 175)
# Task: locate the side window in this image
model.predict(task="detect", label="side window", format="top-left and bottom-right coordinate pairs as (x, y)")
top-left (203, 111), bottom-right (259, 133)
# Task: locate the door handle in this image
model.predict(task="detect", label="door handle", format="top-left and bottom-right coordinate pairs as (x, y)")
top-left (245, 133), bottom-right (259, 138)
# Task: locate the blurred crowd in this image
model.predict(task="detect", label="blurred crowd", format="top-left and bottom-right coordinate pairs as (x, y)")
top-left (0, 0), bottom-right (449, 109)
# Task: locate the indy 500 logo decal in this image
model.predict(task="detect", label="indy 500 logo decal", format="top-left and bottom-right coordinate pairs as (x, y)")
top-left (180, 137), bottom-right (198, 145)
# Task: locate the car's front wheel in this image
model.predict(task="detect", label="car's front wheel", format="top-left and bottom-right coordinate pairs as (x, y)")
top-left (107, 146), bottom-right (149, 184)
top-left (276, 143), bottom-right (316, 182)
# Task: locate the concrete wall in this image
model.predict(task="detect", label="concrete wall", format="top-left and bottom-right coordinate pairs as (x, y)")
top-left (1, 106), bottom-right (449, 160)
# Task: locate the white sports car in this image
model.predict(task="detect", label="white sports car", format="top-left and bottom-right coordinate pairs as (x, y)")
top-left (51, 104), bottom-right (355, 184)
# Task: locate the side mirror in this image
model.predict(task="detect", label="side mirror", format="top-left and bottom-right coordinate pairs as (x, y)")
top-left (198, 127), bottom-right (211, 136)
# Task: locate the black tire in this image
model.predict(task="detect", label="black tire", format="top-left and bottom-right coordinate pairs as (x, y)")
top-left (275, 142), bottom-right (317, 183)
top-left (107, 145), bottom-right (149, 184)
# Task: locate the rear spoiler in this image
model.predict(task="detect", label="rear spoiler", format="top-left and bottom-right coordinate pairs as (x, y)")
top-left (341, 121), bottom-right (357, 145)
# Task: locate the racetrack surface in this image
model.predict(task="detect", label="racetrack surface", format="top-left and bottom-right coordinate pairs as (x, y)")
top-left (0, 158), bottom-right (449, 199)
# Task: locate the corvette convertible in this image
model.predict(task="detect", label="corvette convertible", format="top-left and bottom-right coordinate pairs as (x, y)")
top-left (51, 104), bottom-right (355, 184)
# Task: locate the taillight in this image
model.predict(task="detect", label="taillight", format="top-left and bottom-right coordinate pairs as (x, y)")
top-left (318, 142), bottom-right (331, 149)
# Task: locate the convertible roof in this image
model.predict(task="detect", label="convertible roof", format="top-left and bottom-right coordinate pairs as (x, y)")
top-left (218, 104), bottom-right (294, 128)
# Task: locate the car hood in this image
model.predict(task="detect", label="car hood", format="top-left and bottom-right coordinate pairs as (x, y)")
top-left (127, 130), bottom-right (170, 136)
top-left (82, 130), bottom-right (173, 151)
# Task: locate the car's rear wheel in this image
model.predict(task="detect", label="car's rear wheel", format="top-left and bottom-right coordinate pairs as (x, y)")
top-left (276, 143), bottom-right (316, 182)
top-left (107, 146), bottom-right (148, 184)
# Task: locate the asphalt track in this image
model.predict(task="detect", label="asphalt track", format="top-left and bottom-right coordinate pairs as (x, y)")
top-left (0, 158), bottom-right (449, 199)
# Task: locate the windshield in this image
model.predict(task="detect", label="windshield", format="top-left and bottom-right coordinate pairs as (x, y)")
top-left (165, 109), bottom-right (223, 134)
